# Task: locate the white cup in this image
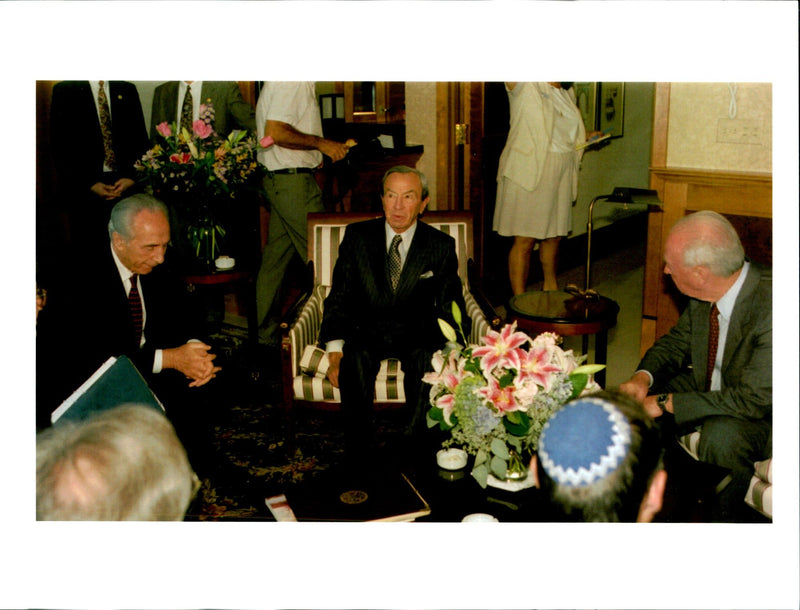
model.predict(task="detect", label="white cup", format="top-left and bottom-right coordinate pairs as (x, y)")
top-left (462, 513), bottom-right (499, 523)
top-left (436, 448), bottom-right (468, 470)
top-left (215, 256), bottom-right (235, 270)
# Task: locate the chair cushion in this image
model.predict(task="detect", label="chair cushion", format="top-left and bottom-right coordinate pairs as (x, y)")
top-left (744, 457), bottom-right (773, 519)
top-left (678, 430), bottom-right (702, 461)
top-left (299, 345), bottom-right (405, 382)
top-left (292, 373), bottom-right (406, 402)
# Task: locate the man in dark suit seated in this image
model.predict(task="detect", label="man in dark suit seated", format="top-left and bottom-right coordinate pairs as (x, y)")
top-left (318, 166), bottom-right (468, 457)
top-left (619, 210), bottom-right (771, 521)
top-left (37, 194), bottom-right (221, 472)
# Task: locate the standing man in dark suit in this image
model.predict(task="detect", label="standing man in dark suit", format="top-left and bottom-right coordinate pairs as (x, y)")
top-left (149, 81), bottom-right (256, 139)
top-left (319, 166), bottom-right (468, 456)
top-left (620, 210), bottom-right (771, 520)
top-left (50, 80), bottom-right (149, 255)
top-left (36, 194), bottom-right (220, 472)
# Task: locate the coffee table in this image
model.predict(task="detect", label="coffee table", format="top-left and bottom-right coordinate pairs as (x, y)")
top-left (266, 447), bottom-right (548, 522)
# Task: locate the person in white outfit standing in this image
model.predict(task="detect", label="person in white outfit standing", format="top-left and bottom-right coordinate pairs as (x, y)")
top-left (494, 82), bottom-right (598, 294)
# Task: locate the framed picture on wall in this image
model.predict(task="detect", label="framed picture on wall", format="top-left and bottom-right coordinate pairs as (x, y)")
top-left (573, 82), bottom-right (598, 132)
top-left (598, 82), bottom-right (625, 137)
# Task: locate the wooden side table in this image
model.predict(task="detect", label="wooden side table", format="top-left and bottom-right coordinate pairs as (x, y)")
top-left (508, 290), bottom-right (620, 387)
top-left (183, 269), bottom-right (257, 342)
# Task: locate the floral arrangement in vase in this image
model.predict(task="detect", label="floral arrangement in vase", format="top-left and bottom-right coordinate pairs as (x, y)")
top-left (134, 103), bottom-right (274, 267)
top-left (423, 304), bottom-right (604, 488)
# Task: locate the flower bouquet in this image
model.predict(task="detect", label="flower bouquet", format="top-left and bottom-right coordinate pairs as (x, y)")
top-left (423, 304), bottom-right (604, 488)
top-left (135, 103), bottom-right (273, 266)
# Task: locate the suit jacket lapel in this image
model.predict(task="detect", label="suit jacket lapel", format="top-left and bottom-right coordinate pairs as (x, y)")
top-left (722, 264), bottom-right (760, 372)
top-left (164, 81), bottom-right (180, 119)
top-left (395, 222), bottom-right (431, 297)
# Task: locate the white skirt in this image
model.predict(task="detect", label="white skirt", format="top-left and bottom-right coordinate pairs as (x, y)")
top-left (493, 151), bottom-right (574, 239)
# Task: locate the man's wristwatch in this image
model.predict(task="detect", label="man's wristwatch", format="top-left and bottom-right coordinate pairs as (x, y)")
top-left (656, 393), bottom-right (669, 413)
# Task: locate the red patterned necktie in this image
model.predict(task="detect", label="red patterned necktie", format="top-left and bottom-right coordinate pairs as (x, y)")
top-left (705, 303), bottom-right (719, 391)
top-left (180, 86), bottom-right (193, 133)
top-left (97, 80), bottom-right (116, 170)
top-left (388, 234), bottom-right (402, 291)
top-left (129, 274), bottom-right (144, 346)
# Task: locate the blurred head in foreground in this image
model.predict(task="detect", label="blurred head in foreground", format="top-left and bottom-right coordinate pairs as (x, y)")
top-left (536, 390), bottom-right (666, 522)
top-left (37, 404), bottom-right (197, 521)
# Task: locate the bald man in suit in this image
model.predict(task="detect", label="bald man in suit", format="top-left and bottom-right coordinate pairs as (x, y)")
top-left (620, 210), bottom-right (771, 521)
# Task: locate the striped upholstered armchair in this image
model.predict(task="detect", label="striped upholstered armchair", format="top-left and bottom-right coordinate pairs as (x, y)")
top-left (279, 211), bottom-right (500, 413)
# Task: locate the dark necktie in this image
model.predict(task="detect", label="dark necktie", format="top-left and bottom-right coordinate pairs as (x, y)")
top-left (181, 86), bottom-right (193, 133)
top-left (388, 234), bottom-right (402, 291)
top-left (705, 303), bottom-right (719, 391)
top-left (97, 80), bottom-right (116, 170)
top-left (129, 274), bottom-right (144, 346)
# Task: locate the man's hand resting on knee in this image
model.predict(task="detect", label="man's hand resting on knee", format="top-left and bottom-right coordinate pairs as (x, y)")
top-left (326, 351), bottom-right (343, 388)
top-left (162, 342), bottom-right (221, 387)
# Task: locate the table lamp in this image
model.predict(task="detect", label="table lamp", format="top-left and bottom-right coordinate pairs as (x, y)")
top-left (585, 187), bottom-right (662, 292)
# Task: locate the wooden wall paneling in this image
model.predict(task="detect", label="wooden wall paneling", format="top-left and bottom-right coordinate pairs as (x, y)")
top-left (641, 167), bottom-right (772, 351)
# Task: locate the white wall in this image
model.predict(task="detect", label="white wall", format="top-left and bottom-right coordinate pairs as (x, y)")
top-left (571, 82), bottom-right (655, 237)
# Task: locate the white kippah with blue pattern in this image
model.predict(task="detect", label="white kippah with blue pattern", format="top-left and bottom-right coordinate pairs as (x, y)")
top-left (538, 397), bottom-right (632, 487)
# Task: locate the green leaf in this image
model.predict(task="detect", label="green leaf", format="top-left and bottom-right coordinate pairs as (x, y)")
top-left (490, 455), bottom-right (508, 479)
top-left (504, 411), bottom-right (530, 436)
top-left (498, 369), bottom-right (517, 388)
top-left (572, 364), bottom-right (606, 376)
top-left (471, 463), bottom-right (489, 488)
top-left (508, 436), bottom-right (523, 453)
top-left (475, 448), bottom-right (488, 467)
top-left (569, 373), bottom-right (588, 399)
top-left (490, 438), bottom-right (509, 459)
top-left (429, 407), bottom-right (444, 422)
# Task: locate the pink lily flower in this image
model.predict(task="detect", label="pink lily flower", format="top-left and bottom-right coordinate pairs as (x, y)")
top-left (260, 135), bottom-right (275, 148)
top-left (519, 345), bottom-right (561, 391)
top-left (476, 376), bottom-right (524, 415)
top-left (471, 322), bottom-right (530, 373)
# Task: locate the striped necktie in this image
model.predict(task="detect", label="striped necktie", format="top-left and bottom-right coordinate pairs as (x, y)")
top-left (129, 274), bottom-right (144, 346)
top-left (97, 81), bottom-right (116, 170)
top-left (181, 86), bottom-right (193, 133)
top-left (705, 303), bottom-right (719, 391)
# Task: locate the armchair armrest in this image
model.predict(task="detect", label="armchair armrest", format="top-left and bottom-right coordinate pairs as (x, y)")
top-left (280, 285), bottom-right (326, 412)
top-left (467, 259), bottom-right (503, 330)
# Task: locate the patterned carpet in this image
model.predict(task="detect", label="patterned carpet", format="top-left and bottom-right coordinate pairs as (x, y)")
top-left (183, 325), bottom-right (408, 521)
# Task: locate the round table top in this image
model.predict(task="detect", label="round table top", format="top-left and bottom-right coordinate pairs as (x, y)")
top-left (183, 269), bottom-right (253, 286)
top-left (509, 290), bottom-right (619, 325)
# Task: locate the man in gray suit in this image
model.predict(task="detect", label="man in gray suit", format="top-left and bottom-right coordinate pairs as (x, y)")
top-left (620, 210), bottom-right (771, 519)
top-left (149, 81), bottom-right (256, 138)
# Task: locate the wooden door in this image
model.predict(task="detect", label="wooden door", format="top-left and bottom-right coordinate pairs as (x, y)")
top-left (435, 82), bottom-right (509, 292)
